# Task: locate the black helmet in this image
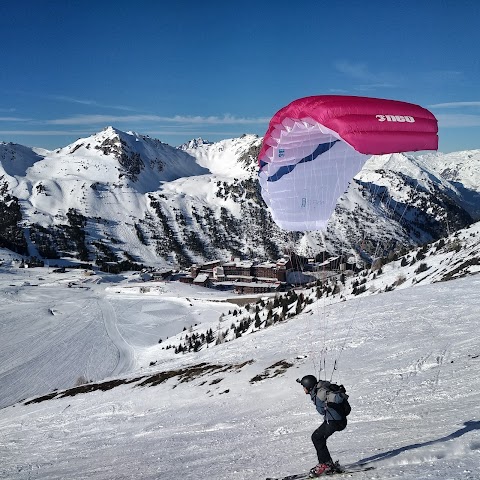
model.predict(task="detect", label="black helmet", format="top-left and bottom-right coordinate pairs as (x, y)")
top-left (297, 375), bottom-right (317, 392)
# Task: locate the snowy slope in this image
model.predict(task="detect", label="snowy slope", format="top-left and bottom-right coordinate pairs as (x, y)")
top-left (0, 283), bottom-right (479, 480)
top-left (1, 221), bottom-right (480, 479)
top-left (0, 142), bottom-right (43, 179)
top-left (420, 149), bottom-right (480, 219)
top-left (324, 152), bottom-right (473, 260)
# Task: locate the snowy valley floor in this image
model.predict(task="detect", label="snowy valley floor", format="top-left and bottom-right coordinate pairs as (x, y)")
top-left (0, 264), bottom-right (480, 479)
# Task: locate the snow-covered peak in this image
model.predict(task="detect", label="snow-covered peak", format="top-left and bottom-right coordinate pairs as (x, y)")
top-left (178, 137), bottom-right (213, 150)
top-left (55, 126), bottom-right (120, 156)
top-left (359, 152), bottom-right (457, 195)
top-left (420, 149), bottom-right (480, 188)
top-left (180, 134), bottom-right (261, 178)
top-left (50, 126), bottom-right (208, 185)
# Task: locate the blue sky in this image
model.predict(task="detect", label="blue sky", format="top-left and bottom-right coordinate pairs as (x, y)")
top-left (1, 0), bottom-right (479, 152)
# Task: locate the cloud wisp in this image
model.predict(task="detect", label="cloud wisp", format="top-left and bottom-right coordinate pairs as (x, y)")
top-left (429, 101), bottom-right (480, 109)
top-left (334, 61), bottom-right (465, 93)
top-left (334, 60), bottom-right (400, 90)
top-left (429, 101), bottom-right (480, 127)
top-left (46, 114), bottom-right (270, 126)
top-left (0, 129), bottom-right (90, 136)
top-left (0, 112), bottom-right (269, 143)
top-left (0, 117), bottom-right (32, 122)
top-left (45, 95), bottom-right (136, 112)
top-left (436, 113), bottom-right (480, 128)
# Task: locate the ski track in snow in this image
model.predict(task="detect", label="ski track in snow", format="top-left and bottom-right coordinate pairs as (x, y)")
top-left (95, 296), bottom-right (136, 376)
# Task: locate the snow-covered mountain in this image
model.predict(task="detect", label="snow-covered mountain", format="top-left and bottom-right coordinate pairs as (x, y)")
top-left (325, 152), bottom-right (476, 261)
top-left (420, 150), bottom-right (480, 220)
top-left (1, 128), bottom-right (479, 270)
top-left (1, 128), bottom-right (279, 268)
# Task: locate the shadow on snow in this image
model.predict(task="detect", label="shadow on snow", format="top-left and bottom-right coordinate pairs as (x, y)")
top-left (357, 420), bottom-right (480, 466)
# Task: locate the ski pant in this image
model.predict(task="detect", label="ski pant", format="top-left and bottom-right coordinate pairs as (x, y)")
top-left (311, 419), bottom-right (347, 464)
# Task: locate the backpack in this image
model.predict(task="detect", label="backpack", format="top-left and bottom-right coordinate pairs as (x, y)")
top-left (315, 381), bottom-right (351, 417)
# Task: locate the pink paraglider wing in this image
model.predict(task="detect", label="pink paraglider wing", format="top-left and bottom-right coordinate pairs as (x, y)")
top-left (258, 95), bottom-right (438, 231)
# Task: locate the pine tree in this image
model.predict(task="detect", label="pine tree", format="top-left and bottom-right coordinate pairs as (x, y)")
top-left (206, 328), bottom-right (214, 344)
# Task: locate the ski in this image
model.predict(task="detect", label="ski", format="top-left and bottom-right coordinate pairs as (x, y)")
top-left (266, 464), bottom-right (374, 480)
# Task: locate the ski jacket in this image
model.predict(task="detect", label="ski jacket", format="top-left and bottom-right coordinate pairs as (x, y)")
top-left (309, 381), bottom-right (346, 422)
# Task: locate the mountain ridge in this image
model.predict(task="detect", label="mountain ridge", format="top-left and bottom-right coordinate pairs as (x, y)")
top-left (1, 128), bottom-right (479, 269)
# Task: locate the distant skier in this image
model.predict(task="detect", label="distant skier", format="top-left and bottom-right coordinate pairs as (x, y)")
top-left (297, 375), bottom-right (350, 477)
